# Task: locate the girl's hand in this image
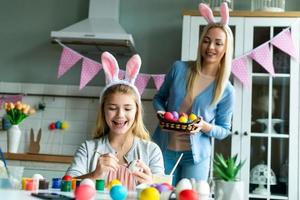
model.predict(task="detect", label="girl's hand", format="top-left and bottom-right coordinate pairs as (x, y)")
top-left (132, 160), bottom-right (152, 184)
top-left (92, 153), bottom-right (119, 179)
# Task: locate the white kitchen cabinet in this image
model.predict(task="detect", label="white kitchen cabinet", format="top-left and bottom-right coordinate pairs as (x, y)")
top-left (181, 11), bottom-right (300, 200)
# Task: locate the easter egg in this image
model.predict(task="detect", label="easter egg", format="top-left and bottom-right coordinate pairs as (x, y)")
top-left (55, 121), bottom-right (62, 129)
top-left (160, 190), bottom-right (177, 200)
top-left (161, 182), bottom-right (174, 191)
top-left (32, 174), bottom-right (44, 180)
top-left (49, 123), bottom-right (56, 130)
top-left (164, 112), bottom-right (174, 121)
top-left (178, 116), bottom-right (188, 123)
top-left (61, 121), bottom-right (69, 129)
top-left (154, 184), bottom-right (169, 193)
top-left (178, 189), bottom-right (198, 200)
top-left (140, 187), bottom-right (160, 200)
top-left (176, 178), bottom-right (192, 194)
top-left (128, 160), bottom-right (142, 173)
top-left (74, 184), bottom-right (96, 200)
top-left (108, 179), bottom-right (122, 190)
top-left (171, 111), bottom-right (179, 120)
top-left (62, 175), bottom-right (72, 181)
top-left (110, 185), bottom-right (128, 200)
top-left (188, 113), bottom-right (198, 121)
top-left (80, 178), bottom-right (95, 188)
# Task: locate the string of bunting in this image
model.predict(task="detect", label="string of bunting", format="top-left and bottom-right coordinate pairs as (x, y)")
top-left (55, 23), bottom-right (299, 94)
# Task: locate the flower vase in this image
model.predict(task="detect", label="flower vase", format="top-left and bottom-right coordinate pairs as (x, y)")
top-left (7, 125), bottom-right (22, 153)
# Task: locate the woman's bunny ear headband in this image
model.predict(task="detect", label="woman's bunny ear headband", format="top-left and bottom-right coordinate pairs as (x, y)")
top-left (100, 51), bottom-right (142, 101)
top-left (198, 2), bottom-right (229, 25)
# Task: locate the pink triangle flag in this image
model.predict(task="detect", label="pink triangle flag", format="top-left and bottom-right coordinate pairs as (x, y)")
top-left (134, 74), bottom-right (151, 95)
top-left (249, 43), bottom-right (275, 75)
top-left (271, 29), bottom-right (299, 61)
top-left (80, 58), bottom-right (102, 90)
top-left (58, 47), bottom-right (82, 78)
top-left (231, 56), bottom-right (250, 86)
top-left (152, 74), bottom-right (165, 90)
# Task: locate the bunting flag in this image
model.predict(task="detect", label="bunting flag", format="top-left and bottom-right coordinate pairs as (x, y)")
top-left (271, 29), bottom-right (299, 61)
top-left (135, 74), bottom-right (151, 94)
top-left (231, 56), bottom-right (250, 86)
top-left (58, 47), bottom-right (82, 78)
top-left (80, 58), bottom-right (103, 90)
top-left (55, 24), bottom-right (299, 89)
top-left (152, 74), bottom-right (166, 90)
top-left (249, 43), bottom-right (275, 75)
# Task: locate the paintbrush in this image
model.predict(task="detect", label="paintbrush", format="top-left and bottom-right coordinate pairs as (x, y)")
top-left (0, 147), bottom-right (10, 178)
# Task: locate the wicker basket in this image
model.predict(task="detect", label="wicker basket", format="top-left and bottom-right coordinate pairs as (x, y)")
top-left (157, 113), bottom-right (201, 132)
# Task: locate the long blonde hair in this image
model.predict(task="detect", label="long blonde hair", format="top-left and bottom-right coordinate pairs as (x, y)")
top-left (93, 84), bottom-right (150, 140)
top-left (187, 23), bottom-right (233, 105)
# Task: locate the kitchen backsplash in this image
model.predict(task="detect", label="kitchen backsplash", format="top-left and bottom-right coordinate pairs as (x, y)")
top-left (0, 82), bottom-right (157, 156)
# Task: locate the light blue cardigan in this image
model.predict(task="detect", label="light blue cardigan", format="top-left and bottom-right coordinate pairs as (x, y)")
top-left (152, 61), bottom-right (235, 163)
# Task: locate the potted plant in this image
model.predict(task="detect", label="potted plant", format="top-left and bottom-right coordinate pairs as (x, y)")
top-left (213, 153), bottom-right (246, 200)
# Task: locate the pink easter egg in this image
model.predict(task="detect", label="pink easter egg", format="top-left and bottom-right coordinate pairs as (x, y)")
top-left (74, 184), bottom-right (96, 200)
top-left (164, 112), bottom-right (174, 121)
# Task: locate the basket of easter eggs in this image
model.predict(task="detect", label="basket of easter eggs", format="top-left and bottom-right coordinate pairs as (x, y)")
top-left (157, 111), bottom-right (201, 132)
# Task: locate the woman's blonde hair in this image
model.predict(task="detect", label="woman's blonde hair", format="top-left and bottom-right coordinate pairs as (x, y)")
top-left (93, 84), bottom-right (150, 140)
top-left (187, 23), bottom-right (233, 105)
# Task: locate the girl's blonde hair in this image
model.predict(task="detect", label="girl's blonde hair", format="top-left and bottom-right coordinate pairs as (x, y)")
top-left (187, 23), bottom-right (233, 105)
top-left (93, 84), bottom-right (150, 140)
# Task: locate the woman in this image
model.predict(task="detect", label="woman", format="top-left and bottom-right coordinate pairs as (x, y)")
top-left (152, 3), bottom-right (235, 185)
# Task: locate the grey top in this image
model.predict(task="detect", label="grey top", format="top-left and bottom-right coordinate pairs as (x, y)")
top-left (66, 135), bottom-right (165, 177)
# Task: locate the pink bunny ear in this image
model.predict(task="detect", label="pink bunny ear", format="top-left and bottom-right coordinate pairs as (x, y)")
top-left (220, 2), bottom-right (229, 25)
top-left (101, 51), bottom-right (119, 84)
top-left (198, 3), bottom-right (215, 24)
top-left (125, 54), bottom-right (141, 84)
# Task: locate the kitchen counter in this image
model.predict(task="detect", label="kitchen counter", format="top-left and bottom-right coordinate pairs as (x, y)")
top-left (4, 153), bottom-right (73, 164)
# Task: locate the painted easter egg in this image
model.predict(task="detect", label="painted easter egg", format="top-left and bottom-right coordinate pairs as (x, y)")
top-left (188, 113), bottom-right (198, 121)
top-left (164, 112), bottom-right (174, 121)
top-left (178, 116), bottom-right (188, 123)
top-left (178, 189), bottom-right (198, 200)
top-left (62, 175), bottom-right (72, 181)
top-left (61, 121), bottom-right (69, 129)
top-left (108, 179), bottom-right (122, 190)
top-left (139, 187), bottom-right (160, 200)
top-left (179, 112), bottom-right (188, 119)
top-left (171, 111), bottom-right (179, 120)
top-left (110, 185), bottom-right (128, 200)
top-left (176, 178), bottom-right (192, 194)
top-left (74, 184), bottom-right (96, 200)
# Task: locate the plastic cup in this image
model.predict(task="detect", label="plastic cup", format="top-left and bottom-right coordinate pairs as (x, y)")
top-left (152, 174), bottom-right (173, 185)
top-left (7, 166), bottom-right (24, 189)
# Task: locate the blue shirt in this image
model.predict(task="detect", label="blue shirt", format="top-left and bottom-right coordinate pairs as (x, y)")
top-left (152, 61), bottom-right (235, 163)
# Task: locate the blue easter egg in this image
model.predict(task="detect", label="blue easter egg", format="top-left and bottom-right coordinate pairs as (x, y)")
top-left (110, 185), bottom-right (128, 200)
top-left (55, 121), bottom-right (62, 129)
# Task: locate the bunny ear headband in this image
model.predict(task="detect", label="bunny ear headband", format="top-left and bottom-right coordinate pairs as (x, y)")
top-left (198, 2), bottom-right (229, 25)
top-left (101, 51), bottom-right (142, 101)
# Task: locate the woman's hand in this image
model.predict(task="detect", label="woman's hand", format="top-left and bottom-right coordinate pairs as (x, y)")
top-left (132, 160), bottom-right (153, 184)
top-left (92, 153), bottom-right (119, 179)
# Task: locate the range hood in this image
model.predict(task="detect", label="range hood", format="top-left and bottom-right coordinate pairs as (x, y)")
top-left (51, 0), bottom-right (135, 55)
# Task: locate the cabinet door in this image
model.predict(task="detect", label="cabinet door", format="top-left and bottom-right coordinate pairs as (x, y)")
top-left (242, 18), bottom-right (299, 200)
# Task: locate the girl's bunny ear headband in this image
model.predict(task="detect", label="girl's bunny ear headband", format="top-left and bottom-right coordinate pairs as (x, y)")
top-left (100, 51), bottom-right (142, 101)
top-left (198, 2), bottom-right (229, 25)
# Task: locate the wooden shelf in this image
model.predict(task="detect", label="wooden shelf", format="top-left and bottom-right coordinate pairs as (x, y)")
top-left (4, 153), bottom-right (73, 164)
top-left (182, 10), bottom-right (300, 17)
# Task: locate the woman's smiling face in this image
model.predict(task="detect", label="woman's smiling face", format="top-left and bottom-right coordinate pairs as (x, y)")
top-left (104, 92), bottom-right (137, 136)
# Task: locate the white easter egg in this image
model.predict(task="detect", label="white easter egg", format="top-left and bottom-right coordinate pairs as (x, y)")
top-left (160, 190), bottom-right (176, 200)
top-left (128, 160), bottom-right (142, 173)
top-left (32, 173), bottom-right (44, 180)
top-left (80, 178), bottom-right (95, 188)
top-left (176, 178), bottom-right (192, 194)
top-left (197, 180), bottom-right (210, 195)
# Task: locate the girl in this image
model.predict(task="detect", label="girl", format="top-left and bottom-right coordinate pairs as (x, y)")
top-left (66, 52), bottom-right (164, 189)
top-left (152, 3), bottom-right (235, 185)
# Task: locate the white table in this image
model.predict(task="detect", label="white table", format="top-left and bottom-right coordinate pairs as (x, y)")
top-left (0, 189), bottom-right (137, 200)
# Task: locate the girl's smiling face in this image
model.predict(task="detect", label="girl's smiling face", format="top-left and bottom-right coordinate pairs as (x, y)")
top-left (104, 92), bottom-right (137, 136)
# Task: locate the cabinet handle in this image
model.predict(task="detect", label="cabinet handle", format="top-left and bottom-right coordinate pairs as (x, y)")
top-left (243, 131), bottom-right (248, 136)
top-left (233, 131), bottom-right (239, 135)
